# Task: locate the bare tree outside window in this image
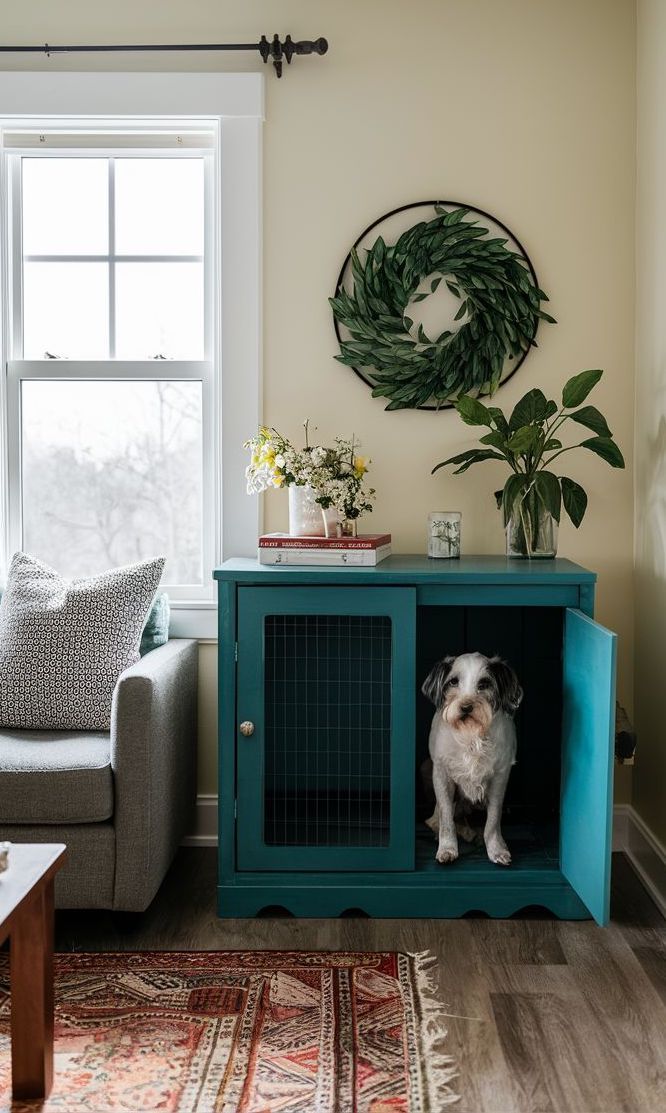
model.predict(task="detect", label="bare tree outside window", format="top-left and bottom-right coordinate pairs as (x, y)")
top-left (22, 380), bottom-right (203, 584)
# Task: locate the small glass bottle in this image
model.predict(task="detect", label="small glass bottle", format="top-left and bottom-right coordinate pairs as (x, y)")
top-left (427, 511), bottom-right (461, 559)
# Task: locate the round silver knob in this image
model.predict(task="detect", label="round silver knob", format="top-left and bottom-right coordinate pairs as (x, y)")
top-left (239, 720), bottom-right (255, 737)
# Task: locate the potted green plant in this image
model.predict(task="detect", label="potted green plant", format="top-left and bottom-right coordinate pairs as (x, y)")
top-left (432, 369), bottom-right (625, 558)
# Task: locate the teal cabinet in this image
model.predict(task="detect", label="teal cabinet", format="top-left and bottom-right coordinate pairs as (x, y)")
top-left (215, 556), bottom-right (617, 924)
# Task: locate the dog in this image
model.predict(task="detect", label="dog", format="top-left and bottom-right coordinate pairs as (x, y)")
top-left (421, 653), bottom-right (523, 866)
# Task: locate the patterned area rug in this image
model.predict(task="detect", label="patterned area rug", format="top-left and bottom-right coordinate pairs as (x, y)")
top-left (0, 950), bottom-right (457, 1112)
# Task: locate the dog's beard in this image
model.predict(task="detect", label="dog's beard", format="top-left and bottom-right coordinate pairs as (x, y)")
top-left (443, 697), bottom-right (493, 739)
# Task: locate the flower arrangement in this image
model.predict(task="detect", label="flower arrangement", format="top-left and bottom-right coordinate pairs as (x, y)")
top-left (244, 421), bottom-right (375, 530)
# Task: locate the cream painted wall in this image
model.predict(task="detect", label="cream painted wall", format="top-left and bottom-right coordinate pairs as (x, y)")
top-left (2, 1), bottom-right (636, 801)
top-left (635, 0), bottom-right (666, 841)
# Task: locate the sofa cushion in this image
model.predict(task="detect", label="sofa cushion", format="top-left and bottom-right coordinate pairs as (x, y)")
top-left (0, 551), bottom-right (165, 730)
top-left (0, 729), bottom-right (113, 823)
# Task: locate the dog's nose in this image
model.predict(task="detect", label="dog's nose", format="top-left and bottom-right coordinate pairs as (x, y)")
top-left (460, 702), bottom-right (473, 714)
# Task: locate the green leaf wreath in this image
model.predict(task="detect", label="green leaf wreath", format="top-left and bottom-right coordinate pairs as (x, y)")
top-left (330, 205), bottom-right (556, 411)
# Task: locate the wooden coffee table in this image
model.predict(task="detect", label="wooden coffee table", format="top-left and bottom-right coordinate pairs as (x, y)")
top-left (0, 843), bottom-right (67, 1100)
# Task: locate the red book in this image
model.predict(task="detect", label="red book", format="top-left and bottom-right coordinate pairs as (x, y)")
top-left (258, 532), bottom-right (391, 551)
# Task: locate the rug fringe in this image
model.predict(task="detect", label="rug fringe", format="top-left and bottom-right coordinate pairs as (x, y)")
top-left (409, 950), bottom-right (461, 1107)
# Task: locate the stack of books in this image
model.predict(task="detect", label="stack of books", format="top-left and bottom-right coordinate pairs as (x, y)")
top-left (258, 533), bottom-right (392, 566)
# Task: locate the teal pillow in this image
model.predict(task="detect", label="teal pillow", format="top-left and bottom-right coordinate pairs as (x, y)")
top-left (140, 592), bottom-right (170, 656)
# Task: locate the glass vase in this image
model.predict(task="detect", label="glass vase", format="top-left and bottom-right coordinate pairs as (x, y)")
top-left (288, 484), bottom-right (340, 538)
top-left (505, 485), bottom-right (558, 559)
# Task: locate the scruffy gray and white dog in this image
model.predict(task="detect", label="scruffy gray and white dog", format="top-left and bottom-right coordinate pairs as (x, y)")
top-left (422, 653), bottom-right (523, 866)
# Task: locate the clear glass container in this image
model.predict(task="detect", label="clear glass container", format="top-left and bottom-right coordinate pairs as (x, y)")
top-left (505, 486), bottom-right (558, 558)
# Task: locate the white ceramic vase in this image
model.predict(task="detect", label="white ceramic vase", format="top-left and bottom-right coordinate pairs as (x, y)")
top-left (288, 484), bottom-right (339, 537)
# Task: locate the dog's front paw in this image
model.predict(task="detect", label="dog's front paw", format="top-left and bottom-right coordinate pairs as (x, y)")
top-left (436, 842), bottom-right (459, 864)
top-left (486, 838), bottom-right (511, 866)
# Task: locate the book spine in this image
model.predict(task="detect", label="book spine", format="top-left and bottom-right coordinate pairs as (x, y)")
top-left (258, 535), bottom-right (390, 550)
top-left (258, 546), bottom-right (391, 567)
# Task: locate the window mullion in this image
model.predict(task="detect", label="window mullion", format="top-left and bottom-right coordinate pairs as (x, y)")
top-left (11, 157), bottom-right (23, 359)
top-left (108, 156), bottom-right (116, 359)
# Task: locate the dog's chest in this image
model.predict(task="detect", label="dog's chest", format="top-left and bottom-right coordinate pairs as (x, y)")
top-left (446, 742), bottom-right (496, 802)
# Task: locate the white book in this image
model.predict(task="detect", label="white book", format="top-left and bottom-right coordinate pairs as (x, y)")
top-left (258, 544), bottom-right (392, 567)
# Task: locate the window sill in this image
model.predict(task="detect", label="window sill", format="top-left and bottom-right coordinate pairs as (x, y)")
top-left (169, 600), bottom-right (217, 640)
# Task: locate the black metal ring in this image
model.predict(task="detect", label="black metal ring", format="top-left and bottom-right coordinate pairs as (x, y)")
top-left (332, 200), bottom-right (542, 412)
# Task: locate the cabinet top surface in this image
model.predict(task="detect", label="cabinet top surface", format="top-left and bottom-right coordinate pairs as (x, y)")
top-left (214, 554), bottom-right (596, 584)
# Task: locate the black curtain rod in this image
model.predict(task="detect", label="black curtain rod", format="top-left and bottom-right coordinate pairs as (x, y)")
top-left (0, 34), bottom-right (329, 78)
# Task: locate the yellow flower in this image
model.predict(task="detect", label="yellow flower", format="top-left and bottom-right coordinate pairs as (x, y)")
top-left (272, 472), bottom-right (284, 488)
top-left (353, 456), bottom-right (368, 477)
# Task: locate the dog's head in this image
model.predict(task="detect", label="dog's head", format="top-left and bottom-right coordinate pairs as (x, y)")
top-left (421, 653), bottom-right (523, 734)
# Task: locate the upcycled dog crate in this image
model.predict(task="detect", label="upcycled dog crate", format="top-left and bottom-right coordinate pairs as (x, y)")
top-left (215, 557), bottom-right (616, 925)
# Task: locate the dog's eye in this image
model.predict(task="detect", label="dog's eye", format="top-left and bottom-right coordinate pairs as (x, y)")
top-left (478, 678), bottom-right (491, 690)
top-left (447, 676), bottom-right (458, 687)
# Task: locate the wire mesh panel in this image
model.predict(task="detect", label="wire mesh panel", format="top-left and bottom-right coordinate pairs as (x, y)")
top-left (263, 613), bottom-right (392, 847)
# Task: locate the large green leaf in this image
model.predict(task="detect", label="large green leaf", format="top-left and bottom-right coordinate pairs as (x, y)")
top-left (506, 426), bottom-right (540, 454)
top-left (455, 395), bottom-right (493, 426)
top-left (534, 470), bottom-right (562, 523)
top-left (562, 369), bottom-right (603, 408)
top-left (432, 448), bottom-right (505, 475)
top-left (508, 388), bottom-right (551, 431)
top-left (487, 406), bottom-right (509, 434)
top-left (568, 405), bottom-right (612, 438)
top-left (479, 430), bottom-right (508, 452)
top-left (581, 436), bottom-right (625, 468)
top-left (560, 476), bottom-right (588, 527)
top-left (501, 473), bottom-right (528, 526)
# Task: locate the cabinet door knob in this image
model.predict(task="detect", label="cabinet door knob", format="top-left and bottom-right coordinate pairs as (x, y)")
top-left (239, 720), bottom-right (255, 737)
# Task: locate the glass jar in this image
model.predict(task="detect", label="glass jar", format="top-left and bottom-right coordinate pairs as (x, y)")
top-left (427, 511), bottom-right (461, 558)
top-left (505, 485), bottom-right (558, 558)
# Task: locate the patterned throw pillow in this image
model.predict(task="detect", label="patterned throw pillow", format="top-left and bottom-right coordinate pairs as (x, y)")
top-left (0, 552), bottom-right (165, 731)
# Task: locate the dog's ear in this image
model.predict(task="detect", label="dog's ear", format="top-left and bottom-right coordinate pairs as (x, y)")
top-left (421, 657), bottom-right (455, 707)
top-left (488, 656), bottom-right (523, 714)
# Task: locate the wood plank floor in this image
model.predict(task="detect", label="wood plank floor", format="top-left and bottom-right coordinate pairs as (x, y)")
top-left (54, 851), bottom-right (666, 1113)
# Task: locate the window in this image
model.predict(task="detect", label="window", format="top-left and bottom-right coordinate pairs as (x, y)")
top-left (3, 131), bottom-right (216, 599)
top-left (0, 74), bottom-right (263, 631)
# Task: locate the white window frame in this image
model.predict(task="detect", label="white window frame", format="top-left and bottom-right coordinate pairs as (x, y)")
top-left (0, 73), bottom-right (264, 635)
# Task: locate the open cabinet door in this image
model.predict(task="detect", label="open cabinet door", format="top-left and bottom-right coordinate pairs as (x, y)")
top-left (561, 609), bottom-right (617, 925)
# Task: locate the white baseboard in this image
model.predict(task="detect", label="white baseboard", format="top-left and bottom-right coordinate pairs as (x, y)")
top-left (182, 793), bottom-right (219, 846)
top-left (615, 803), bottom-right (666, 919)
top-left (183, 795), bottom-right (666, 918)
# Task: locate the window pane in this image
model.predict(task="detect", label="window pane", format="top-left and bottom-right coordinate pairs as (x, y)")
top-left (23, 262), bottom-right (109, 358)
top-left (115, 158), bottom-right (204, 255)
top-left (115, 262), bottom-right (204, 359)
top-left (21, 379), bottom-right (203, 586)
top-left (22, 157), bottom-right (108, 255)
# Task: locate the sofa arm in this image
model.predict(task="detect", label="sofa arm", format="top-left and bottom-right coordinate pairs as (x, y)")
top-left (110, 638), bottom-right (198, 910)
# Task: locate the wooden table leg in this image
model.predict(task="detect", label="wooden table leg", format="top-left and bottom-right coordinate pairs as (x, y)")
top-left (10, 879), bottom-right (55, 1099)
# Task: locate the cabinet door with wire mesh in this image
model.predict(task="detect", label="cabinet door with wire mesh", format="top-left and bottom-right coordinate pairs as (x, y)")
top-left (236, 586), bottom-right (416, 871)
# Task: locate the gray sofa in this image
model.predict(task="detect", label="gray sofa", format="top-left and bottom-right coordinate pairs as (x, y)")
top-left (0, 638), bottom-right (198, 910)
